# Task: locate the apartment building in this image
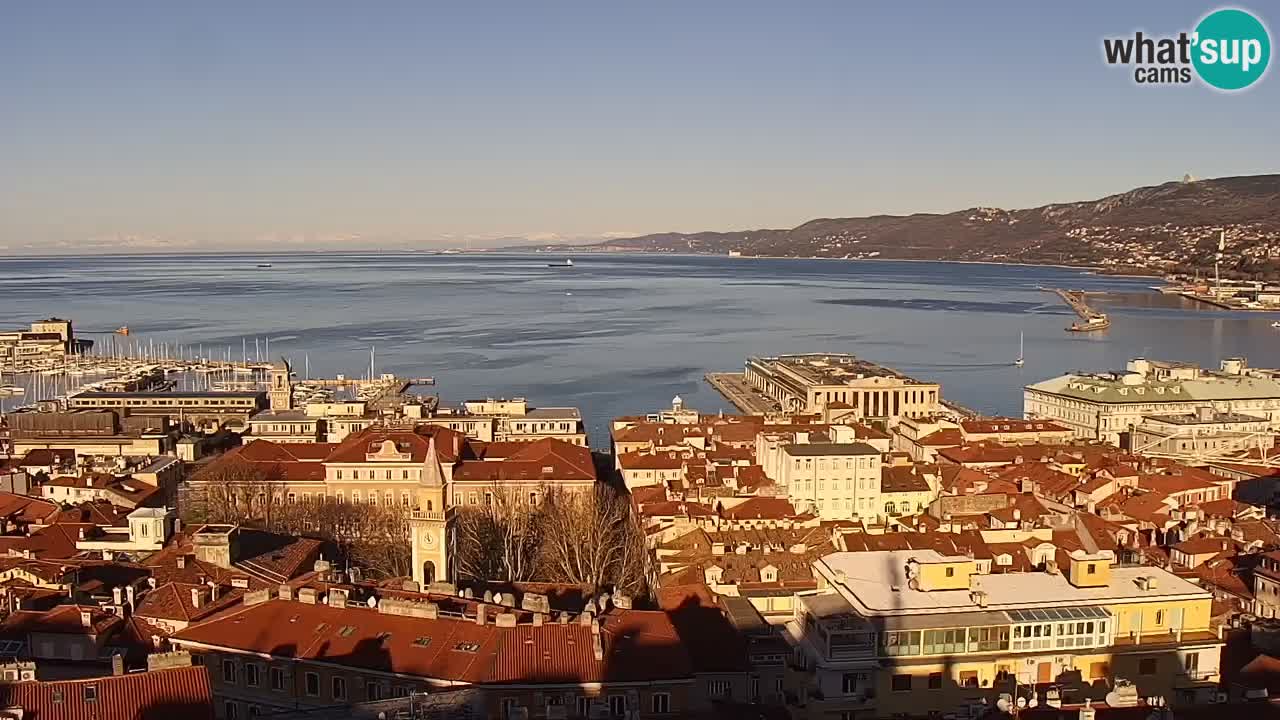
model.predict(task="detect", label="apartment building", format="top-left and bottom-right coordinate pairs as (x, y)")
top-left (744, 354), bottom-right (941, 424)
top-left (1025, 357), bottom-right (1280, 444)
top-left (171, 592), bottom-right (702, 720)
top-left (776, 442), bottom-right (883, 521)
top-left (0, 318), bottom-right (92, 366)
top-left (789, 548), bottom-right (1223, 718)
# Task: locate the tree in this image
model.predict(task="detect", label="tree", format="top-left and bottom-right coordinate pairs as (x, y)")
top-left (536, 484), bottom-right (651, 597)
top-left (182, 457), bottom-right (287, 526)
top-left (452, 483), bottom-right (543, 583)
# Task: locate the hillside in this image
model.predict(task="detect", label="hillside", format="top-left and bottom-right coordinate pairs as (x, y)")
top-left (548, 175), bottom-right (1280, 277)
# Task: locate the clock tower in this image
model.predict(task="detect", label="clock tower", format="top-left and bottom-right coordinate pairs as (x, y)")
top-left (409, 436), bottom-right (449, 588)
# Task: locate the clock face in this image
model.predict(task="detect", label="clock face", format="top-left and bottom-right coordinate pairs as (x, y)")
top-left (421, 533), bottom-right (435, 548)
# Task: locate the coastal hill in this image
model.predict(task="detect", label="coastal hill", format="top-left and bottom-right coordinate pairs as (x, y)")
top-left (541, 174), bottom-right (1280, 276)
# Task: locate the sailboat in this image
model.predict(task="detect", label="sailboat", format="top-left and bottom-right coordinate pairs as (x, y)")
top-left (1014, 332), bottom-right (1025, 367)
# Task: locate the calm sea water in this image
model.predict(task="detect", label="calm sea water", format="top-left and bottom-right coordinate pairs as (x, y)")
top-left (2, 253), bottom-right (1277, 445)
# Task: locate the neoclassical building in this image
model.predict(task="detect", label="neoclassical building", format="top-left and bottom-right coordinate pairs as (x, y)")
top-left (189, 423), bottom-right (597, 588)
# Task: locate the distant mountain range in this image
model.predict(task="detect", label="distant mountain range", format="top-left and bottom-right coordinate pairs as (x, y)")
top-left (528, 174), bottom-right (1280, 277)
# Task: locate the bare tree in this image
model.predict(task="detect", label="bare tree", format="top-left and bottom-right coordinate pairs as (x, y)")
top-left (537, 484), bottom-right (651, 597)
top-left (183, 458), bottom-right (287, 526)
top-left (452, 483), bottom-right (542, 583)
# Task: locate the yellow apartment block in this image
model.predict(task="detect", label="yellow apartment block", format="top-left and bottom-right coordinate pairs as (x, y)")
top-left (786, 549), bottom-right (1222, 718)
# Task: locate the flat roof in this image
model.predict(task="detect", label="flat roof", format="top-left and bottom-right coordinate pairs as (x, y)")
top-left (1143, 412), bottom-right (1266, 424)
top-left (783, 442), bottom-right (880, 457)
top-left (816, 549), bottom-right (1209, 616)
top-left (523, 407), bottom-right (582, 419)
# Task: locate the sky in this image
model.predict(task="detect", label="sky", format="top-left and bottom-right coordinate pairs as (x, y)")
top-left (1, 1), bottom-right (1277, 254)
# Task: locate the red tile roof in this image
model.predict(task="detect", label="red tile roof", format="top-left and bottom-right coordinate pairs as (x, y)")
top-left (173, 599), bottom-right (693, 684)
top-left (719, 497), bottom-right (799, 521)
top-left (0, 604), bottom-right (123, 638)
top-left (0, 665), bottom-right (214, 720)
top-left (454, 438), bottom-right (594, 484)
top-left (324, 425), bottom-right (467, 464)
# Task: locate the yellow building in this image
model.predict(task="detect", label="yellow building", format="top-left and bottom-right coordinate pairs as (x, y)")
top-left (787, 548), bottom-right (1222, 718)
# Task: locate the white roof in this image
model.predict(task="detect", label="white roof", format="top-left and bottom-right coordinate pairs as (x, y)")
top-left (816, 549), bottom-right (1208, 616)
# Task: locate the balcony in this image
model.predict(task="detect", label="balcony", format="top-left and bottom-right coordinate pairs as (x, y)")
top-left (411, 509), bottom-right (446, 521)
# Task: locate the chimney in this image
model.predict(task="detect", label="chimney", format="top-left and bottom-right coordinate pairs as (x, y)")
top-left (78, 527), bottom-right (86, 540)
top-left (112, 587), bottom-right (124, 605)
top-left (278, 584), bottom-right (292, 602)
top-left (126, 585), bottom-right (136, 606)
top-left (177, 555), bottom-right (186, 569)
top-left (79, 609), bottom-right (93, 628)
top-left (209, 582), bottom-right (219, 602)
top-left (111, 653), bottom-right (125, 676)
top-left (475, 604), bottom-right (487, 626)
top-left (191, 587), bottom-right (203, 609)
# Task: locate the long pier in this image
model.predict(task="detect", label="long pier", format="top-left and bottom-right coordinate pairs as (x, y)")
top-left (705, 372), bottom-right (780, 414)
top-left (1049, 288), bottom-right (1099, 320)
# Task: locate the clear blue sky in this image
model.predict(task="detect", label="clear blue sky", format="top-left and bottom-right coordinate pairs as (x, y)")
top-left (1, 1), bottom-right (1276, 253)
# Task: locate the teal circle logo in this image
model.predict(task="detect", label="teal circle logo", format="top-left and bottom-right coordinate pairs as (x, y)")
top-left (1192, 8), bottom-right (1271, 90)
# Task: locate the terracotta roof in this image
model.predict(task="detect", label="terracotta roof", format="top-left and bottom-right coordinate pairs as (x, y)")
top-left (618, 450), bottom-right (686, 471)
top-left (0, 665), bottom-right (214, 720)
top-left (324, 425), bottom-right (467, 464)
top-left (0, 491), bottom-right (57, 525)
top-left (1137, 473), bottom-right (1223, 495)
top-left (0, 523), bottom-right (95, 559)
top-left (881, 465), bottom-right (932, 494)
top-left (657, 584), bottom-right (750, 673)
top-left (173, 599), bottom-right (693, 684)
top-left (136, 582), bottom-right (247, 624)
top-left (1173, 535), bottom-right (1238, 557)
top-left (918, 428), bottom-right (963, 446)
top-left (454, 438), bottom-right (594, 484)
top-left (18, 448), bottom-right (76, 468)
top-left (719, 497), bottom-right (799, 521)
top-left (0, 604), bottom-right (123, 638)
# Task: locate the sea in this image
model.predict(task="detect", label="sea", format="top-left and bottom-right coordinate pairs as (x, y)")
top-left (2, 252), bottom-right (1277, 446)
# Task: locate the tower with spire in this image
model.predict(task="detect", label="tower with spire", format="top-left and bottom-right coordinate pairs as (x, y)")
top-left (409, 434), bottom-right (449, 588)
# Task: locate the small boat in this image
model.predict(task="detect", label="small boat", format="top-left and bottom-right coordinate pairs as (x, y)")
top-left (257, 263), bottom-right (274, 269)
top-left (1014, 332), bottom-right (1025, 367)
top-left (547, 258), bottom-right (574, 268)
top-left (0, 385), bottom-right (24, 396)
top-left (115, 326), bottom-right (130, 336)
top-left (1271, 321), bottom-right (1280, 328)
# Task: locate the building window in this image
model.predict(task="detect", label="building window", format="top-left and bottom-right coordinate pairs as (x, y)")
top-left (1139, 658), bottom-right (1158, 676)
top-left (959, 671), bottom-right (979, 688)
top-left (707, 680), bottom-right (730, 698)
top-left (332, 676), bottom-right (346, 700)
top-left (225, 701), bottom-right (239, 720)
top-left (928, 672), bottom-right (943, 690)
top-left (336, 470), bottom-right (343, 480)
top-left (1185, 653), bottom-right (1199, 672)
top-left (843, 673), bottom-right (862, 693)
top-left (892, 674), bottom-right (911, 692)
top-left (1155, 610), bottom-right (1164, 626)
top-left (945, 567), bottom-right (955, 578)
top-left (576, 697), bottom-right (590, 717)
top-left (609, 695), bottom-right (626, 715)
top-left (270, 667), bottom-right (285, 691)
top-left (222, 659), bottom-right (236, 684)
top-left (652, 693), bottom-right (670, 713)
top-left (366, 681), bottom-right (380, 701)
top-left (304, 672), bottom-right (319, 697)
top-left (244, 663), bottom-right (260, 687)
top-left (83, 685), bottom-right (97, 702)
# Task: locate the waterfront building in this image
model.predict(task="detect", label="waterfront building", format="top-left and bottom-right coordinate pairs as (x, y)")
top-left (68, 390), bottom-right (266, 431)
top-left (3, 409), bottom-right (174, 457)
top-left (744, 354), bottom-right (941, 424)
top-left (1024, 357), bottom-right (1280, 445)
top-left (0, 318), bottom-right (92, 367)
top-left (790, 548), bottom-right (1223, 717)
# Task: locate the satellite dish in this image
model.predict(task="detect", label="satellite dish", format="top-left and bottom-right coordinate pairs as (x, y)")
top-left (996, 698), bottom-right (1011, 713)
top-left (1016, 696), bottom-right (1027, 709)
top-left (367, 596), bottom-right (377, 609)
top-left (1028, 696), bottom-right (1039, 708)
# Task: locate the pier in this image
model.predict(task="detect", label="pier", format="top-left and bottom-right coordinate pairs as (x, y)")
top-left (705, 372), bottom-right (780, 414)
top-left (1046, 288), bottom-right (1110, 332)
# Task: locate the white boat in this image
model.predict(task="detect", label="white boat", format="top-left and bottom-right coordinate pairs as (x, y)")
top-left (1014, 332), bottom-right (1024, 367)
top-left (1271, 321), bottom-right (1280, 328)
top-left (0, 385), bottom-right (24, 396)
top-left (547, 258), bottom-right (574, 268)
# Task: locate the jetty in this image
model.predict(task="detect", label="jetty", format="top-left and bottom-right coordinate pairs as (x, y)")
top-left (1047, 288), bottom-right (1110, 332)
top-left (705, 372), bottom-right (781, 414)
